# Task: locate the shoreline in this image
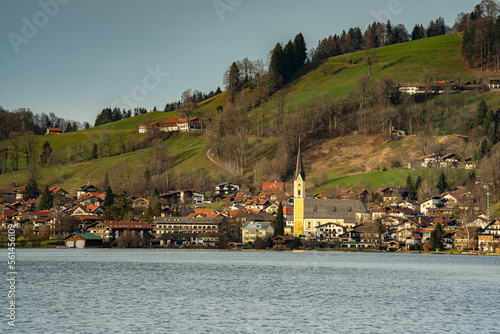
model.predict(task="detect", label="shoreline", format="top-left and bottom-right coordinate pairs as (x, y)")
top-left (2, 247), bottom-right (498, 256)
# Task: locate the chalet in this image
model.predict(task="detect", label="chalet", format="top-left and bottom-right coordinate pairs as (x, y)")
top-left (262, 181), bottom-right (285, 192)
top-left (316, 222), bottom-right (345, 242)
top-left (153, 117), bottom-right (202, 133)
top-left (87, 221), bottom-right (153, 242)
top-left (375, 187), bottom-right (408, 204)
top-left (69, 205), bottom-right (104, 217)
top-left (214, 182), bottom-right (240, 196)
top-left (440, 154), bottom-right (461, 168)
top-left (391, 127), bottom-right (406, 137)
top-left (264, 203), bottom-right (279, 214)
top-left (65, 233), bottom-right (103, 248)
top-left (241, 221), bottom-right (274, 244)
top-left (272, 235), bottom-right (293, 249)
top-left (177, 117), bottom-right (201, 132)
top-left (46, 127), bottom-right (63, 135)
top-left (339, 188), bottom-right (369, 202)
top-left (132, 198), bottom-right (149, 209)
top-left (159, 190), bottom-right (197, 204)
top-left (420, 197), bottom-right (443, 215)
top-left (427, 207), bottom-right (453, 217)
top-left (227, 242), bottom-right (243, 250)
top-left (489, 78), bottom-right (500, 90)
top-left (477, 219), bottom-right (500, 251)
top-left (192, 192), bottom-right (205, 205)
top-left (420, 153), bottom-right (440, 167)
top-left (48, 187), bottom-right (69, 198)
top-left (138, 122), bottom-right (159, 134)
top-left (76, 184), bottom-right (101, 198)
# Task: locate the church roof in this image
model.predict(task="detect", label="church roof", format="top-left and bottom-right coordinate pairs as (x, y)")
top-left (295, 141), bottom-right (305, 181)
top-left (303, 199), bottom-right (369, 222)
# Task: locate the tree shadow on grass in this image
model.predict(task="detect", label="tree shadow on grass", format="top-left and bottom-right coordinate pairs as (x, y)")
top-left (170, 148), bottom-right (198, 168)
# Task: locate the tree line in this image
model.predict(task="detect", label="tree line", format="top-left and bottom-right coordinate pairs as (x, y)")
top-left (312, 17), bottom-right (448, 62)
top-left (0, 107), bottom-right (88, 140)
top-left (459, 0), bottom-right (500, 72)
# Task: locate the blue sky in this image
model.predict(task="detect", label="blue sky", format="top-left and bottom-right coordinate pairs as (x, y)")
top-left (0, 0), bottom-right (475, 123)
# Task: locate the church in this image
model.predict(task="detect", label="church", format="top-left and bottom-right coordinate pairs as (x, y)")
top-left (293, 143), bottom-right (370, 237)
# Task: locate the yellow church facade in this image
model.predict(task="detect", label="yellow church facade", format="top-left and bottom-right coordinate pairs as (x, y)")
top-left (293, 143), bottom-right (370, 238)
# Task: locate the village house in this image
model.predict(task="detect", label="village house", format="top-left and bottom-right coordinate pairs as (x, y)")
top-left (478, 219), bottom-right (500, 251)
top-left (420, 197), bottom-right (443, 215)
top-left (76, 184), bottom-right (101, 198)
top-left (46, 127), bottom-right (63, 135)
top-left (48, 187), bottom-right (69, 198)
top-left (440, 154), bottom-right (461, 168)
top-left (87, 221), bottom-right (153, 242)
top-left (489, 78), bottom-right (500, 90)
top-left (316, 222), bottom-right (345, 242)
top-left (241, 221), bottom-right (274, 245)
top-left (214, 182), bottom-right (240, 196)
top-left (139, 117), bottom-right (202, 134)
top-left (159, 190), bottom-right (199, 205)
top-left (132, 198), bottom-right (149, 209)
top-left (339, 188), bottom-right (369, 202)
top-left (152, 216), bottom-right (225, 247)
top-left (375, 187), bottom-right (408, 204)
top-left (272, 235), bottom-right (294, 249)
top-left (69, 205), bottom-right (104, 217)
top-left (419, 153), bottom-right (440, 167)
top-left (65, 233), bottom-right (103, 248)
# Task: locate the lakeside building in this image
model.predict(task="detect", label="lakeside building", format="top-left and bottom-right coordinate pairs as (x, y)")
top-left (292, 143), bottom-right (370, 237)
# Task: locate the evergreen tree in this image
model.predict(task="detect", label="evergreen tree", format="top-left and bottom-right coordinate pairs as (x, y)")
top-left (283, 40), bottom-right (295, 82)
top-left (436, 171), bottom-right (448, 194)
top-left (152, 186), bottom-right (159, 198)
top-left (23, 177), bottom-right (39, 201)
top-left (39, 185), bottom-right (53, 210)
top-left (144, 205), bottom-right (154, 223)
top-left (103, 172), bottom-right (110, 193)
top-left (269, 42), bottom-right (285, 87)
top-left (39, 141), bottom-right (53, 166)
top-left (415, 175), bottom-right (422, 192)
top-left (215, 87), bottom-right (222, 95)
top-left (430, 222), bottom-right (444, 250)
top-left (103, 186), bottom-right (114, 208)
top-left (475, 100), bottom-right (489, 128)
top-left (274, 202), bottom-right (284, 236)
top-left (293, 33), bottom-right (307, 68)
top-left (475, 139), bottom-right (490, 160)
top-left (154, 201), bottom-right (162, 217)
top-left (411, 24), bottom-right (426, 40)
top-left (92, 143), bottom-right (98, 160)
top-left (226, 62), bottom-right (240, 92)
top-left (118, 192), bottom-right (131, 220)
top-left (406, 174), bottom-right (415, 200)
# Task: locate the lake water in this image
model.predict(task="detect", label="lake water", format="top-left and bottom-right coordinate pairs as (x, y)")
top-left (1, 250), bottom-right (499, 333)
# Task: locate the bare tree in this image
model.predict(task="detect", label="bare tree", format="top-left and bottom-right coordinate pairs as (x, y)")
top-left (21, 131), bottom-right (37, 169)
top-left (179, 89), bottom-right (197, 131)
top-left (363, 49), bottom-right (378, 76)
top-left (419, 68), bottom-right (438, 97)
top-left (361, 218), bottom-right (385, 249)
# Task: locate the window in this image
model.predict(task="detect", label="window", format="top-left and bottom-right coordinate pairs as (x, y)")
top-left (298, 190), bottom-right (301, 196)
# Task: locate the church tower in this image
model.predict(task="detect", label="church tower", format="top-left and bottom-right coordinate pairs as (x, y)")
top-left (293, 140), bottom-right (305, 237)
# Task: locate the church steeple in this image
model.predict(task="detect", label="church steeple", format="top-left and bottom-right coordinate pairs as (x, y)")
top-left (295, 139), bottom-right (305, 181)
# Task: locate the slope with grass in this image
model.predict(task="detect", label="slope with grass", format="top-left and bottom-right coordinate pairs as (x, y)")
top-left (0, 33), bottom-right (498, 195)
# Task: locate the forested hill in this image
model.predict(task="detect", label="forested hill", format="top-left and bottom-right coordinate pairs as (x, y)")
top-left (1, 32), bottom-right (500, 202)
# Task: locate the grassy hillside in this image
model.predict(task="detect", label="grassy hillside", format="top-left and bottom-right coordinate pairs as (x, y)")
top-left (0, 132), bottom-right (229, 195)
top-left (0, 33), bottom-right (498, 196)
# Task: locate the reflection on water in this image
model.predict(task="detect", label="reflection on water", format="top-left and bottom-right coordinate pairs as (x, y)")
top-left (2, 250), bottom-right (499, 333)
